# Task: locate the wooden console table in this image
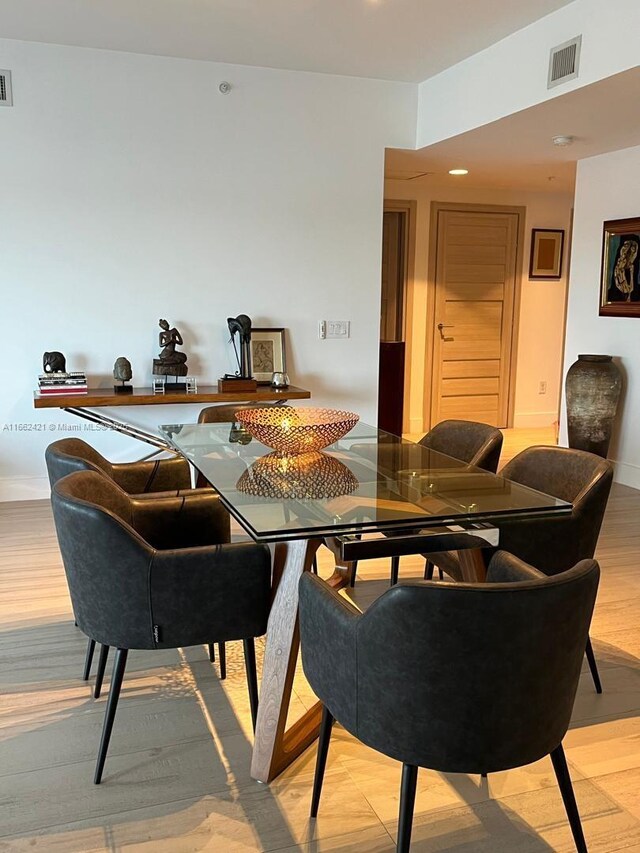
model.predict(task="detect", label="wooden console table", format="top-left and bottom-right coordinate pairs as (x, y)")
top-left (34, 385), bottom-right (311, 449)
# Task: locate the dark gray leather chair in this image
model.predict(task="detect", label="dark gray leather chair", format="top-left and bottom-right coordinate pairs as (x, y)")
top-left (51, 470), bottom-right (271, 784)
top-left (350, 420), bottom-right (503, 586)
top-left (425, 445), bottom-right (613, 693)
top-left (299, 551), bottom-right (599, 853)
top-left (46, 438), bottom-right (193, 495)
top-left (46, 439), bottom-right (230, 682)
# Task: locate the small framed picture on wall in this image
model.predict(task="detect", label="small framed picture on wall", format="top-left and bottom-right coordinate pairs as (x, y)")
top-left (529, 228), bottom-right (565, 279)
top-left (599, 217), bottom-right (640, 317)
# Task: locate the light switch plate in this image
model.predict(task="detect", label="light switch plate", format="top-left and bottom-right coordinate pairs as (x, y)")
top-left (325, 320), bottom-right (350, 339)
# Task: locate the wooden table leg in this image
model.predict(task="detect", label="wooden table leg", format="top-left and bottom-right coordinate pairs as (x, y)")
top-left (457, 547), bottom-right (487, 582)
top-left (251, 537), bottom-right (324, 783)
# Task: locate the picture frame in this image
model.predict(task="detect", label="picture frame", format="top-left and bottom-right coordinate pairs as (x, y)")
top-left (529, 228), bottom-right (565, 279)
top-left (599, 217), bottom-right (640, 317)
top-left (250, 328), bottom-right (286, 384)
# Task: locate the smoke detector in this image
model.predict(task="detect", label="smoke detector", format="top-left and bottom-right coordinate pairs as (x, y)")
top-left (552, 135), bottom-right (574, 147)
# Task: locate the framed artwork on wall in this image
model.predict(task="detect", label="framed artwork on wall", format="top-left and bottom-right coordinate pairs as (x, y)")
top-left (529, 228), bottom-right (565, 279)
top-left (250, 328), bottom-right (286, 383)
top-left (599, 217), bottom-right (640, 317)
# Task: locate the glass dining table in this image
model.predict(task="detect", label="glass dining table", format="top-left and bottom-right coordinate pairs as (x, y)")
top-left (161, 419), bottom-right (570, 783)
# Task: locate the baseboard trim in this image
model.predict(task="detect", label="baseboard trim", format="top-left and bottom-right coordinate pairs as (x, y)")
top-left (0, 477), bottom-right (50, 503)
top-left (610, 459), bottom-right (640, 490)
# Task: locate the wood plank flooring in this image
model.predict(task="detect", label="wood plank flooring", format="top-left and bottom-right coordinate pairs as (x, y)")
top-left (1, 447), bottom-right (640, 851)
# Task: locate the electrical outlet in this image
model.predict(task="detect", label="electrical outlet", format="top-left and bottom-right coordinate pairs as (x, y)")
top-left (538, 381), bottom-right (547, 395)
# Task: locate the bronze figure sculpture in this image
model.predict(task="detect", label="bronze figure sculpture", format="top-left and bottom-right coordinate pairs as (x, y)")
top-left (153, 319), bottom-right (189, 380)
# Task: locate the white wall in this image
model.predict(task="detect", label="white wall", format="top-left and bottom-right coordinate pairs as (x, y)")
top-left (384, 180), bottom-right (574, 433)
top-left (0, 38), bottom-right (417, 500)
top-left (563, 145), bottom-right (640, 488)
top-left (416, 0), bottom-right (640, 148)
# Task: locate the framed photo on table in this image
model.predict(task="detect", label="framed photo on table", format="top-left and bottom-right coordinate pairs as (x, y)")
top-left (529, 229), bottom-right (565, 279)
top-left (599, 217), bottom-right (640, 317)
top-left (250, 328), bottom-right (286, 383)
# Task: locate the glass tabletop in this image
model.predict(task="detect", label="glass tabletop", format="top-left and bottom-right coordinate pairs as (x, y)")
top-left (160, 420), bottom-right (571, 542)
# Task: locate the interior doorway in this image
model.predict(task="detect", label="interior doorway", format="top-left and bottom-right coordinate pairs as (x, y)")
top-left (426, 203), bottom-right (524, 429)
top-left (378, 206), bottom-right (410, 434)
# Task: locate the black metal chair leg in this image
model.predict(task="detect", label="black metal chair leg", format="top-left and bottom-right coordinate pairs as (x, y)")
top-left (585, 636), bottom-right (602, 694)
top-left (550, 744), bottom-right (588, 853)
top-left (424, 559), bottom-right (434, 580)
top-left (208, 643), bottom-right (215, 662)
top-left (243, 638), bottom-right (259, 732)
top-left (390, 556), bottom-right (400, 586)
top-left (94, 644), bottom-right (110, 699)
top-left (83, 638), bottom-right (96, 681)
top-left (310, 705), bottom-right (334, 818)
top-left (94, 648), bottom-right (128, 784)
top-left (397, 763), bottom-right (418, 853)
top-left (218, 641), bottom-right (227, 680)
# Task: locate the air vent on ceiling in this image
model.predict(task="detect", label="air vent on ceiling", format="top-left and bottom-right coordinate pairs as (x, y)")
top-left (548, 36), bottom-right (581, 88)
top-left (0, 70), bottom-right (13, 106)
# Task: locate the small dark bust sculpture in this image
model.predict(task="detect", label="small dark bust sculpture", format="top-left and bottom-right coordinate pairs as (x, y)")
top-left (113, 357), bottom-right (133, 394)
top-left (152, 318), bottom-right (188, 381)
top-left (43, 351), bottom-right (66, 374)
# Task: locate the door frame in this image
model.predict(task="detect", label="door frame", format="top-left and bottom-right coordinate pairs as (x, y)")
top-left (383, 199), bottom-right (416, 433)
top-left (424, 201), bottom-right (526, 431)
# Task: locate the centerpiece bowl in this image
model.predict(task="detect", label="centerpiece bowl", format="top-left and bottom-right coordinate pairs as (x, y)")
top-left (235, 406), bottom-right (359, 454)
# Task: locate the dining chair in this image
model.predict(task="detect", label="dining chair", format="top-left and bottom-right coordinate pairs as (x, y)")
top-left (425, 445), bottom-right (613, 693)
top-left (350, 419), bottom-right (503, 586)
top-left (46, 439), bottom-right (231, 683)
top-left (299, 550), bottom-right (599, 853)
top-left (51, 470), bottom-right (271, 784)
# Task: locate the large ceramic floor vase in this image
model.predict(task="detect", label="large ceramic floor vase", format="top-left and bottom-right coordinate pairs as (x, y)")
top-left (565, 354), bottom-right (622, 458)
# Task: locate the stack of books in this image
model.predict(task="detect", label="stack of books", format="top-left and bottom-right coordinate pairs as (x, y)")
top-left (37, 372), bottom-right (88, 395)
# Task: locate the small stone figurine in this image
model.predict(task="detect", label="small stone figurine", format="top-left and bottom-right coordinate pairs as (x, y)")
top-left (152, 319), bottom-right (189, 389)
top-left (43, 351), bottom-right (66, 373)
top-left (113, 357), bottom-right (133, 394)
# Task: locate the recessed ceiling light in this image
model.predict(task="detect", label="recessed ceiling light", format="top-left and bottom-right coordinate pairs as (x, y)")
top-left (449, 168), bottom-right (469, 176)
top-left (552, 135), bottom-right (574, 147)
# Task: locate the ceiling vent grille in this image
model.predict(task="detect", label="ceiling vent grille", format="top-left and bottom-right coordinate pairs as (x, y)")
top-left (548, 36), bottom-right (581, 88)
top-left (0, 70), bottom-right (13, 106)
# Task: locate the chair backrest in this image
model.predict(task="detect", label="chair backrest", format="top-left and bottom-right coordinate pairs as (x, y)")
top-left (45, 438), bottom-right (112, 487)
top-left (499, 445), bottom-right (613, 570)
top-left (419, 420), bottom-right (503, 473)
top-left (198, 402), bottom-right (272, 423)
top-left (52, 470), bottom-right (271, 651)
top-left (299, 551), bottom-right (599, 775)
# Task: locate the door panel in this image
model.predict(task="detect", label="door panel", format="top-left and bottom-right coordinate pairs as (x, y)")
top-left (431, 209), bottom-right (519, 429)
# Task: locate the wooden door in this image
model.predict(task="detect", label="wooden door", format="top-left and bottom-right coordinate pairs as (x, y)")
top-left (431, 209), bottom-right (519, 428)
top-left (379, 211), bottom-right (406, 435)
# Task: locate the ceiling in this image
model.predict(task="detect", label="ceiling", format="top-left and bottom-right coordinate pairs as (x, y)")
top-left (0, 0), bottom-right (574, 83)
top-left (385, 67), bottom-right (640, 192)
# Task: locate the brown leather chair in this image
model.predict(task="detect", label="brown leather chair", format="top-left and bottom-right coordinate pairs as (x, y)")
top-left (51, 470), bottom-right (271, 784)
top-left (425, 445), bottom-right (614, 694)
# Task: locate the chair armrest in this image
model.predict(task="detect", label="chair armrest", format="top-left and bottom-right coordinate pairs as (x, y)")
top-left (111, 454), bottom-right (192, 493)
top-left (150, 542), bottom-right (272, 647)
top-left (298, 573), bottom-right (360, 731)
top-left (486, 551), bottom-right (546, 584)
top-left (130, 491), bottom-right (231, 549)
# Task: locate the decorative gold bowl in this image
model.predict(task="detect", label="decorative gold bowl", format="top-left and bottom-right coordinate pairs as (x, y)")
top-left (234, 406), bottom-right (359, 454)
top-left (236, 451), bottom-right (359, 500)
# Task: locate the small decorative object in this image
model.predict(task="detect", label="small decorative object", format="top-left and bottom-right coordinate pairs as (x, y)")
top-left (186, 376), bottom-right (198, 394)
top-left (237, 451), bottom-right (358, 499)
top-left (599, 218), bottom-right (640, 316)
top-left (235, 406), bottom-right (359, 455)
top-left (153, 377), bottom-right (166, 395)
top-left (271, 371), bottom-right (290, 389)
top-left (565, 354), bottom-right (622, 458)
top-left (153, 319), bottom-right (189, 391)
top-left (113, 357), bottom-right (133, 394)
top-left (42, 351), bottom-right (67, 373)
top-left (219, 314), bottom-right (258, 391)
top-left (251, 328), bottom-right (286, 384)
top-left (529, 229), bottom-right (564, 279)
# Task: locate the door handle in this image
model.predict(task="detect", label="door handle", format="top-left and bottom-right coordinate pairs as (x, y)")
top-left (437, 323), bottom-right (454, 340)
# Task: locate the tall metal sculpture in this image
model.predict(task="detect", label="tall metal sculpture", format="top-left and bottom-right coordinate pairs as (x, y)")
top-left (227, 314), bottom-right (253, 379)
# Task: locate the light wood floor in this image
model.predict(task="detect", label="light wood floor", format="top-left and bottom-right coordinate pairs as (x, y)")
top-left (2, 445), bottom-right (640, 851)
